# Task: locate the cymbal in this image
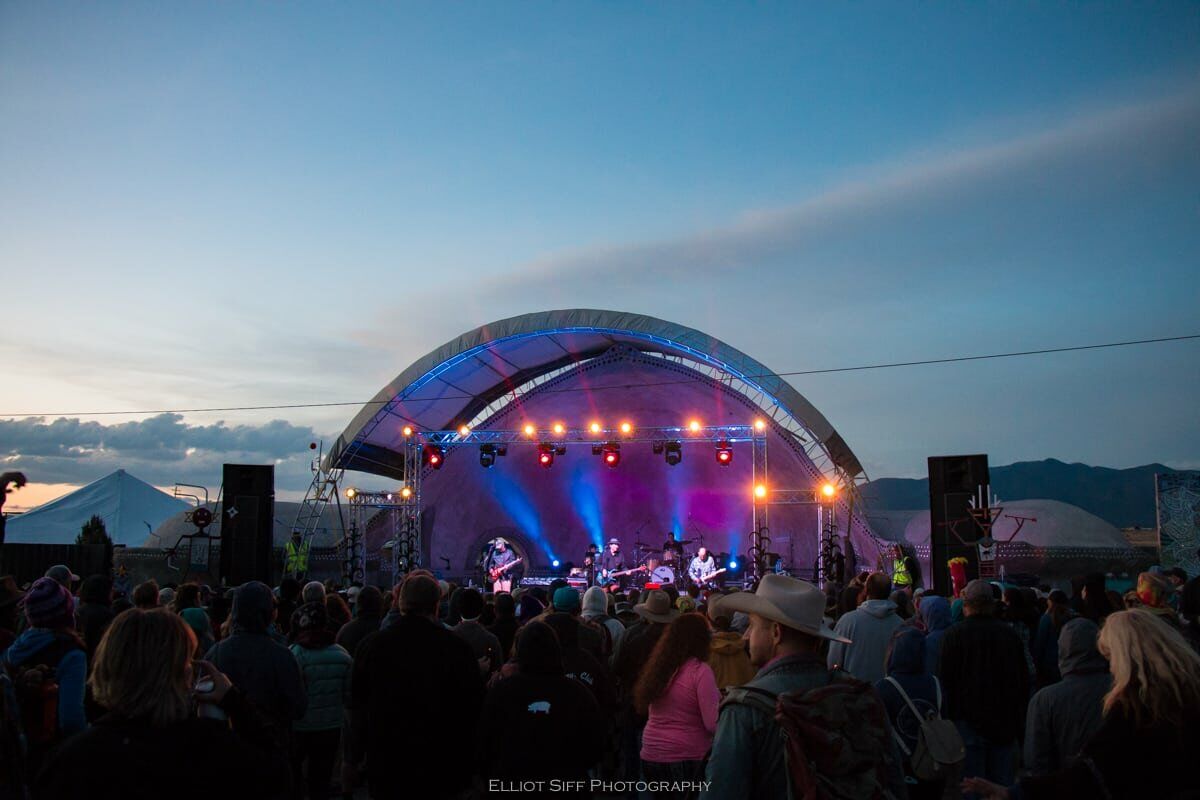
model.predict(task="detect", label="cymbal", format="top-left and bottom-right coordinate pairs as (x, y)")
top-left (633, 541), bottom-right (653, 548)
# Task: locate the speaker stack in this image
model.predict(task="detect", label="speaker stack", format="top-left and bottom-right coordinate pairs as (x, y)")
top-left (219, 464), bottom-right (275, 586)
top-left (927, 454), bottom-right (989, 596)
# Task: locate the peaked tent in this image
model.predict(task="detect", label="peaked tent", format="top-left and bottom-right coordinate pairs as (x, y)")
top-left (5, 470), bottom-right (190, 547)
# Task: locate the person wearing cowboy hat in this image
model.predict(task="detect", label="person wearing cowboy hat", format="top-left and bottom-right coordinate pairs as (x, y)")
top-left (701, 574), bottom-right (907, 800)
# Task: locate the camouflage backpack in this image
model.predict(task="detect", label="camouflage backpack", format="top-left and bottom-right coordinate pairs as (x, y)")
top-left (722, 670), bottom-right (899, 800)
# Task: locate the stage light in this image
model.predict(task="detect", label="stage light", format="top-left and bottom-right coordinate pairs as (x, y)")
top-left (402, 425), bottom-right (414, 437)
top-left (424, 444), bottom-right (445, 470)
top-left (523, 424), bottom-right (536, 437)
top-left (589, 422), bottom-right (602, 434)
top-left (538, 443), bottom-right (555, 468)
top-left (345, 487), bottom-right (357, 499)
top-left (479, 444), bottom-right (498, 468)
top-left (386, 493), bottom-right (393, 501)
top-left (728, 559), bottom-right (738, 570)
top-left (754, 419), bottom-right (766, 432)
top-left (400, 486), bottom-right (412, 499)
top-left (553, 423), bottom-right (565, 435)
top-left (821, 483), bottom-right (836, 498)
top-left (652, 441), bottom-right (665, 455)
top-left (458, 425), bottom-right (471, 437)
top-left (688, 420), bottom-right (701, 433)
top-left (754, 484), bottom-right (767, 499)
top-left (716, 440), bottom-right (733, 466)
top-left (620, 422), bottom-right (632, 435)
top-left (665, 441), bottom-right (683, 466)
top-left (551, 559), bottom-right (561, 568)
top-left (602, 442), bottom-right (621, 468)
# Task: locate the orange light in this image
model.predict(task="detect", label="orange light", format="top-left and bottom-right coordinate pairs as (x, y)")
top-left (589, 422), bottom-right (602, 434)
top-left (688, 420), bottom-right (701, 433)
top-left (821, 483), bottom-right (836, 498)
top-left (523, 424), bottom-right (536, 437)
top-left (458, 425), bottom-right (471, 437)
top-left (620, 422), bottom-right (633, 435)
top-left (552, 423), bottom-right (565, 435)
top-left (400, 486), bottom-right (412, 499)
top-left (754, 419), bottom-right (766, 432)
top-left (345, 487), bottom-right (357, 499)
top-left (754, 484), bottom-right (767, 499)
top-left (402, 425), bottom-right (414, 437)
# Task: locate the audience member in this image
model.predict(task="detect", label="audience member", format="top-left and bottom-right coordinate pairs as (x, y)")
top-left (876, 627), bottom-right (947, 800)
top-left (827, 572), bottom-right (902, 683)
top-left (131, 580), bottom-right (160, 610)
top-left (289, 601), bottom-right (352, 800)
top-left (918, 594), bottom-right (952, 676)
top-left (705, 612), bottom-right (753, 689)
top-left (335, 585), bottom-right (383, 658)
top-left (75, 574), bottom-right (116, 664)
top-left (488, 592), bottom-right (519, 662)
top-left (453, 587), bottom-right (503, 675)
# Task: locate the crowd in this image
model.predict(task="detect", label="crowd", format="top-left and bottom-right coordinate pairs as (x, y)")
top-left (0, 559), bottom-right (1197, 799)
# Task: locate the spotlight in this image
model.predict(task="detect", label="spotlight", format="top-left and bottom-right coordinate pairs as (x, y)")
top-left (538, 443), bottom-right (555, 468)
top-left (551, 559), bottom-right (561, 568)
top-left (619, 422), bottom-right (632, 435)
top-left (665, 440), bottom-right (683, 466)
top-left (716, 440), bottom-right (733, 466)
top-left (591, 444), bottom-right (603, 456)
top-left (553, 423), bottom-right (565, 435)
top-left (589, 422), bottom-right (602, 434)
top-left (754, 484), bottom-right (767, 499)
top-left (523, 423), bottom-right (536, 437)
top-left (458, 425), bottom-right (471, 437)
top-left (688, 420), bottom-right (702, 433)
top-left (479, 444), bottom-right (498, 468)
top-left (386, 493), bottom-right (393, 501)
top-left (754, 419), bottom-right (766, 432)
top-left (345, 487), bottom-right (357, 499)
top-left (729, 559), bottom-right (738, 570)
top-left (402, 425), bottom-right (414, 437)
top-left (821, 483), bottom-right (836, 498)
top-left (423, 444), bottom-right (445, 469)
top-left (602, 442), bottom-right (621, 468)
top-left (400, 486), bottom-right (412, 499)
top-left (651, 441), bottom-right (665, 455)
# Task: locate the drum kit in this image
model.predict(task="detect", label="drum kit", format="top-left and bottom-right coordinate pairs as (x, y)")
top-left (590, 535), bottom-right (711, 591)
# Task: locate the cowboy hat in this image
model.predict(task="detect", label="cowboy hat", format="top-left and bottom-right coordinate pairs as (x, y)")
top-left (710, 574), bottom-right (850, 643)
top-left (633, 590), bottom-right (679, 624)
top-left (606, 537), bottom-right (621, 546)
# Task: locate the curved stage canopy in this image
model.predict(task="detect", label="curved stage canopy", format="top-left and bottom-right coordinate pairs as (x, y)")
top-left (329, 309), bottom-right (885, 577)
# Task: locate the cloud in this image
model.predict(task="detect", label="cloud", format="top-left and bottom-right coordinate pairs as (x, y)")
top-left (0, 413), bottom-right (326, 490)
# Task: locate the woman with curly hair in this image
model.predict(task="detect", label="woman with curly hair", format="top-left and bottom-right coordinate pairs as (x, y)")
top-left (965, 608), bottom-right (1200, 799)
top-left (634, 612), bottom-right (720, 799)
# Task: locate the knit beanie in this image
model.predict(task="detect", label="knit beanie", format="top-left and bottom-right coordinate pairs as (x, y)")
top-left (23, 577), bottom-right (75, 629)
top-left (581, 586), bottom-right (608, 617)
top-left (292, 600), bottom-right (329, 633)
top-left (552, 587), bottom-right (581, 613)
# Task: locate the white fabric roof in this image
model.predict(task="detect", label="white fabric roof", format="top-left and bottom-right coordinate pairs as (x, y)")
top-left (329, 308), bottom-right (864, 479)
top-left (6, 470), bottom-right (190, 547)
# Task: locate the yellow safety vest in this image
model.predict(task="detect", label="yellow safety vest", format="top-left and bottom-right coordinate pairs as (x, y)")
top-left (892, 557), bottom-right (912, 586)
top-left (285, 539), bottom-right (310, 573)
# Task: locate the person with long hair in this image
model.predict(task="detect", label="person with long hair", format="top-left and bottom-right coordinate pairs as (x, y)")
top-left (634, 612), bottom-right (720, 799)
top-left (35, 608), bottom-right (290, 799)
top-left (1030, 589), bottom-right (1076, 686)
top-left (964, 608), bottom-right (1200, 799)
top-left (170, 582), bottom-right (202, 614)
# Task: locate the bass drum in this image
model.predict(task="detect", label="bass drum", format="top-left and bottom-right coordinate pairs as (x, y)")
top-left (648, 565), bottom-right (676, 586)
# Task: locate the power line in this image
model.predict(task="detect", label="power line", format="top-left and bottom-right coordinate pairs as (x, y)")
top-left (3, 332), bottom-right (1196, 418)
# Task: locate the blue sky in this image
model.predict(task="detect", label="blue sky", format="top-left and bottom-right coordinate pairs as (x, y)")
top-left (1, 3), bottom-right (1198, 502)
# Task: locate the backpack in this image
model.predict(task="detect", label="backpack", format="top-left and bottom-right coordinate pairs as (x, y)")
top-left (722, 670), bottom-right (899, 800)
top-left (882, 676), bottom-right (964, 782)
top-left (3, 635), bottom-right (80, 747)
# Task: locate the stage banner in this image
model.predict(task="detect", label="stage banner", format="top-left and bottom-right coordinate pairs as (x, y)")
top-left (1156, 471), bottom-right (1200, 575)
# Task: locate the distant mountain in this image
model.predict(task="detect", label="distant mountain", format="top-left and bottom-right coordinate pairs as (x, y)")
top-left (860, 459), bottom-right (1178, 529)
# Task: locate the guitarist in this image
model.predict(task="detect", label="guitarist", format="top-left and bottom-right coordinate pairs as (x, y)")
top-left (688, 546), bottom-right (719, 587)
top-left (599, 538), bottom-right (626, 590)
top-left (486, 538), bottom-right (519, 593)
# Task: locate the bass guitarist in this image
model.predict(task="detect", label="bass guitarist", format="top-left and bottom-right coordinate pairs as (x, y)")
top-left (486, 538), bottom-right (521, 593)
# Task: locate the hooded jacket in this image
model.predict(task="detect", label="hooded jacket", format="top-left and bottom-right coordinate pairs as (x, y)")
top-left (3, 628), bottom-right (87, 737)
top-left (939, 611), bottom-right (1030, 744)
top-left (875, 627), bottom-right (942, 759)
top-left (918, 596), bottom-right (952, 676)
top-left (708, 630), bottom-right (754, 689)
top-left (1023, 618), bottom-right (1110, 775)
top-left (204, 581), bottom-right (307, 726)
top-left (827, 599), bottom-right (902, 684)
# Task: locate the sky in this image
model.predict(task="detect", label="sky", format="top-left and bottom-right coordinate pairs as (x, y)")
top-left (1, 2), bottom-right (1198, 509)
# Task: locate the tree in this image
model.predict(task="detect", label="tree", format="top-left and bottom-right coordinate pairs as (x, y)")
top-left (77, 514), bottom-right (112, 547)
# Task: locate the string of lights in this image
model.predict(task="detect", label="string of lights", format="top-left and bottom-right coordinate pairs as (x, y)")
top-left (2, 332), bottom-right (1195, 418)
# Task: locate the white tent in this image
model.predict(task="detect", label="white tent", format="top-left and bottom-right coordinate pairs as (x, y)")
top-left (5, 470), bottom-right (189, 547)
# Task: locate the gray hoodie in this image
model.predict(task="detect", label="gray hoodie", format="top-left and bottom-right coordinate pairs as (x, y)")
top-left (1023, 618), bottom-right (1111, 775)
top-left (827, 599), bottom-right (902, 684)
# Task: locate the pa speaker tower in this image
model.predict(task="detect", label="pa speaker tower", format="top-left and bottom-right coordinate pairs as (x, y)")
top-left (928, 454), bottom-right (989, 597)
top-left (219, 464), bottom-right (275, 586)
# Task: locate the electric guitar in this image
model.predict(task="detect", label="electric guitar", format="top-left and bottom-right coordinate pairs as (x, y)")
top-left (489, 557), bottom-right (523, 582)
top-left (598, 565), bottom-right (646, 585)
top-left (692, 568), bottom-right (727, 587)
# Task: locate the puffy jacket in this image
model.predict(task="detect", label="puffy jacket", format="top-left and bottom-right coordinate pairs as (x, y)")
top-left (827, 599), bottom-right (902, 684)
top-left (3, 628), bottom-right (87, 737)
top-left (707, 631), bottom-right (754, 689)
top-left (1023, 618), bottom-right (1110, 775)
top-left (289, 643), bottom-right (352, 732)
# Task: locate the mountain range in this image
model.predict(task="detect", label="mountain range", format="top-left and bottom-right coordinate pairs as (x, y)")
top-left (860, 459), bottom-right (1178, 529)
